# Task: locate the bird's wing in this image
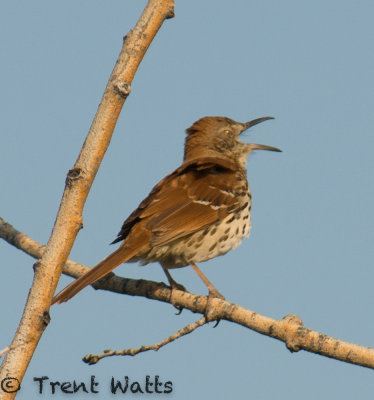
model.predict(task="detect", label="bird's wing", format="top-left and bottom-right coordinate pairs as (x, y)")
top-left (113, 158), bottom-right (244, 247)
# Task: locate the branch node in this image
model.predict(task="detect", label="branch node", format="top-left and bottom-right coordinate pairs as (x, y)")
top-left (282, 314), bottom-right (304, 326)
top-left (114, 81), bottom-right (131, 99)
top-left (66, 168), bottom-right (83, 187)
top-left (123, 29), bottom-right (133, 44)
top-left (33, 260), bottom-right (42, 272)
top-left (282, 314), bottom-right (304, 352)
top-left (82, 354), bottom-right (99, 365)
top-left (165, 6), bottom-right (175, 19)
top-left (41, 310), bottom-right (51, 327)
top-left (285, 339), bottom-right (301, 353)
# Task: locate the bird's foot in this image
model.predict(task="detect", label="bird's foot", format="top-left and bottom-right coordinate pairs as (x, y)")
top-left (170, 281), bottom-right (187, 292)
top-left (169, 281), bottom-right (187, 315)
top-left (205, 289), bottom-right (225, 325)
top-left (162, 266), bottom-right (187, 313)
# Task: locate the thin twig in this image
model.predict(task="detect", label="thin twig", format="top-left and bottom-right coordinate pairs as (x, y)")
top-left (83, 316), bottom-right (207, 364)
top-left (2, 218), bottom-right (374, 370)
top-left (0, 347), bottom-right (10, 359)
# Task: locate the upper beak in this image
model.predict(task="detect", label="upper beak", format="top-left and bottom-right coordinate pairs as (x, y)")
top-left (241, 116), bottom-right (274, 132)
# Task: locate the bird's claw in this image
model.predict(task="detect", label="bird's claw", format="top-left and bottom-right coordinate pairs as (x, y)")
top-left (204, 289), bottom-right (225, 323)
top-left (168, 281), bottom-right (187, 314)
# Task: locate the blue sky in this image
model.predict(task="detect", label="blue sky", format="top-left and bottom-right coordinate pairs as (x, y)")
top-left (1, 1), bottom-right (374, 398)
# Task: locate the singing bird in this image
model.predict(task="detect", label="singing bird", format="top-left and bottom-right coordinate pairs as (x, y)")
top-left (53, 116), bottom-right (280, 305)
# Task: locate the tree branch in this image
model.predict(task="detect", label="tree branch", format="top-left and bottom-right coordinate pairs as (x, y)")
top-left (83, 317), bottom-right (208, 365)
top-left (2, 217), bottom-right (374, 370)
top-left (0, 1), bottom-right (175, 398)
top-left (0, 347), bottom-right (10, 360)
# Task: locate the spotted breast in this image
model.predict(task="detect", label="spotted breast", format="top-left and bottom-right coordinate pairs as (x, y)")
top-left (132, 167), bottom-right (253, 269)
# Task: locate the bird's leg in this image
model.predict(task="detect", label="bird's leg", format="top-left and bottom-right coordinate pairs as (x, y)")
top-left (161, 266), bottom-right (186, 313)
top-left (190, 262), bottom-right (225, 322)
top-left (190, 262), bottom-right (225, 300)
top-left (162, 266), bottom-right (186, 291)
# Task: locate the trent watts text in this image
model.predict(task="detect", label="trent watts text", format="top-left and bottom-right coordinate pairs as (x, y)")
top-left (32, 375), bottom-right (173, 395)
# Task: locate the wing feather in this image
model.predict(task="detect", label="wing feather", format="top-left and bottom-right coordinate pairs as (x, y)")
top-left (112, 157), bottom-right (243, 247)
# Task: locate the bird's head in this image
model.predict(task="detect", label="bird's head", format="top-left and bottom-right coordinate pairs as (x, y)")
top-left (184, 116), bottom-right (281, 167)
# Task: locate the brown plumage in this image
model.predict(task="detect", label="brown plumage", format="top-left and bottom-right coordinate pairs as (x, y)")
top-left (52, 116), bottom-right (280, 304)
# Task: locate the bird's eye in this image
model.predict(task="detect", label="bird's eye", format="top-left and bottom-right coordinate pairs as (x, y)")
top-left (224, 130), bottom-right (233, 136)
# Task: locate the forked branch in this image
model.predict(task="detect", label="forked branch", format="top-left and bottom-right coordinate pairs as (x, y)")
top-left (1, 217), bottom-right (374, 370)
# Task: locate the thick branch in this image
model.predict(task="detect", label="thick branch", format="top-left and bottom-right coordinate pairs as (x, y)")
top-left (0, 1), bottom-right (175, 398)
top-left (2, 217), bottom-right (374, 370)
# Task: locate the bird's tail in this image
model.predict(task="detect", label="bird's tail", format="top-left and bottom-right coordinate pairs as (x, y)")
top-left (52, 242), bottom-right (145, 305)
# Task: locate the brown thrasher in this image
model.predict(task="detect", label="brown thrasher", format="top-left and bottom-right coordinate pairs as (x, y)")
top-left (52, 116), bottom-right (280, 305)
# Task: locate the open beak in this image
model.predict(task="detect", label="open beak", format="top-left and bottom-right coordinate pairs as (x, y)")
top-left (240, 116), bottom-right (281, 152)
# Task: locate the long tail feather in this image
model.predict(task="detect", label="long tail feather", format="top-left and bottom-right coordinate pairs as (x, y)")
top-left (52, 243), bottom-right (143, 304)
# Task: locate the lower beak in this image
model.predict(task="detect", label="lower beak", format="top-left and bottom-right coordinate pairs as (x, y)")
top-left (249, 143), bottom-right (282, 152)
